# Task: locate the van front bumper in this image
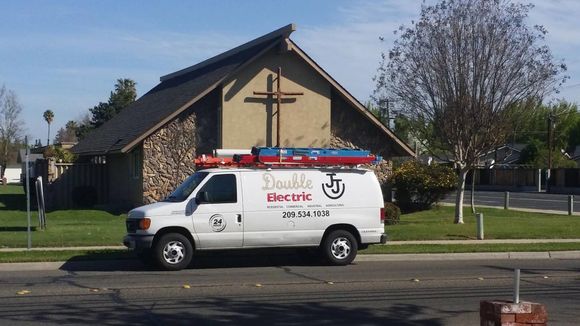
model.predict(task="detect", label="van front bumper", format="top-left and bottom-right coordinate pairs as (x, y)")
top-left (123, 234), bottom-right (154, 250)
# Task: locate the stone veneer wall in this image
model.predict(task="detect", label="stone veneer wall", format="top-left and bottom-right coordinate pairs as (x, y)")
top-left (142, 90), bottom-right (218, 203)
top-left (330, 90), bottom-right (398, 187)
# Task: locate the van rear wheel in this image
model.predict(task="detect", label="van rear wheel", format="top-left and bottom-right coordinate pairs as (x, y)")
top-left (154, 233), bottom-right (193, 271)
top-left (322, 230), bottom-right (357, 265)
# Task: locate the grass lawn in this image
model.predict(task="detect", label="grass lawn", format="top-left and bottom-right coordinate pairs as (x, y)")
top-left (0, 184), bottom-right (126, 248)
top-left (3, 183), bottom-right (580, 249)
top-left (387, 205), bottom-right (580, 241)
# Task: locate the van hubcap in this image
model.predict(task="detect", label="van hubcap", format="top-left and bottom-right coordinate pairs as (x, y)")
top-left (331, 237), bottom-right (351, 259)
top-left (163, 241), bottom-right (185, 264)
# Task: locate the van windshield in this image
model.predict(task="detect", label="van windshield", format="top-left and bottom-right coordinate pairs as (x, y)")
top-left (163, 172), bottom-right (209, 202)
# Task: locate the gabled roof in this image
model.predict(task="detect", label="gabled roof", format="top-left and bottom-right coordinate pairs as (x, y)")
top-left (72, 24), bottom-right (415, 157)
top-left (478, 143), bottom-right (526, 165)
top-left (72, 25), bottom-right (291, 156)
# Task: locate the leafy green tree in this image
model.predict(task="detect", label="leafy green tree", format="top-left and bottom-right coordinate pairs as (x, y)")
top-left (54, 120), bottom-right (79, 143)
top-left (374, 0), bottom-right (567, 223)
top-left (364, 101), bottom-right (387, 125)
top-left (75, 78), bottom-right (137, 139)
top-left (89, 78), bottom-right (137, 128)
top-left (519, 139), bottom-right (542, 165)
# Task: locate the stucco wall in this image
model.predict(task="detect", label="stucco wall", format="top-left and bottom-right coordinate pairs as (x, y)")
top-left (221, 48), bottom-right (330, 148)
top-left (142, 90), bottom-right (218, 203)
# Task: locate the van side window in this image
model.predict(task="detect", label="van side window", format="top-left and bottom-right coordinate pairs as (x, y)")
top-left (199, 174), bottom-right (237, 204)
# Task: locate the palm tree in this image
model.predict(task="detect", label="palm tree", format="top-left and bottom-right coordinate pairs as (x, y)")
top-left (43, 110), bottom-right (54, 146)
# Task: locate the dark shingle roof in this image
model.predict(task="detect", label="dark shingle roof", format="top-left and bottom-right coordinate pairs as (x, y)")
top-left (72, 36), bottom-right (282, 155)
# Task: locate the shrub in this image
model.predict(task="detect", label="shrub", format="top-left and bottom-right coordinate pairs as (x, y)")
top-left (54, 147), bottom-right (76, 163)
top-left (383, 202), bottom-right (401, 225)
top-left (43, 145), bottom-right (56, 158)
top-left (391, 160), bottom-right (457, 211)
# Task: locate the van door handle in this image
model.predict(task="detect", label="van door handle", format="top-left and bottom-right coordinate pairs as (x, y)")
top-left (236, 214), bottom-right (242, 223)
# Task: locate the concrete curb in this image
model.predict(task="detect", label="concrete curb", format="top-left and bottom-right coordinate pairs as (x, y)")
top-left (385, 239), bottom-right (580, 245)
top-left (356, 251), bottom-right (580, 262)
top-left (1, 251), bottom-right (579, 272)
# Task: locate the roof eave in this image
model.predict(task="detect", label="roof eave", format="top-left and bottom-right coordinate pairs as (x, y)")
top-left (120, 37), bottom-right (283, 154)
top-left (160, 24), bottom-right (296, 82)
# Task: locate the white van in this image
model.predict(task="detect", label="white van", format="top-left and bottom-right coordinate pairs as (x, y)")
top-left (124, 167), bottom-right (386, 270)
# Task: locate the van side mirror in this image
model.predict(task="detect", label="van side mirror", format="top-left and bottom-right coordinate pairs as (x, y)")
top-left (195, 191), bottom-right (210, 204)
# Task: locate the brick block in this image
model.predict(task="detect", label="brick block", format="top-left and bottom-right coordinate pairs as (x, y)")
top-left (480, 300), bottom-right (547, 326)
top-left (500, 314), bottom-right (515, 323)
top-left (515, 302), bottom-right (547, 323)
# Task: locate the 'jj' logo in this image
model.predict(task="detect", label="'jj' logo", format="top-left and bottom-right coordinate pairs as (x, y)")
top-left (322, 173), bottom-right (345, 200)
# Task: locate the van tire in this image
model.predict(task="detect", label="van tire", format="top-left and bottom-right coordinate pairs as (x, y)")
top-left (322, 230), bottom-right (357, 265)
top-left (154, 233), bottom-right (193, 271)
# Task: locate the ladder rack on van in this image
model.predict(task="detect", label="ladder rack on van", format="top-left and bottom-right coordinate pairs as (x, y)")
top-left (194, 147), bottom-right (382, 168)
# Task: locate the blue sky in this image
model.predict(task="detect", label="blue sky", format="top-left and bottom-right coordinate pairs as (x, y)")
top-left (1, 0), bottom-right (579, 144)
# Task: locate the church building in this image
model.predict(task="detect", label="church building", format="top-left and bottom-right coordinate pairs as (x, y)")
top-left (72, 24), bottom-right (414, 207)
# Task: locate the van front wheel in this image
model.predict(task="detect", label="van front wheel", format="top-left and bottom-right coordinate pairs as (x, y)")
top-left (154, 233), bottom-right (193, 271)
top-left (322, 230), bottom-right (357, 265)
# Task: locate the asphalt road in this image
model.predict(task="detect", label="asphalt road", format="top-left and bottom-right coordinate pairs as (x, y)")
top-left (442, 190), bottom-right (580, 213)
top-left (0, 254), bottom-right (578, 325)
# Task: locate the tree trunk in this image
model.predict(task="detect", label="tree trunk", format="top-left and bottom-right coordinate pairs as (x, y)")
top-left (454, 168), bottom-right (469, 224)
top-left (47, 124), bottom-right (51, 146)
top-left (470, 169), bottom-right (476, 214)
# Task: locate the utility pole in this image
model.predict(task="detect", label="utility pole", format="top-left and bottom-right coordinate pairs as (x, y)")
top-left (547, 113), bottom-right (554, 192)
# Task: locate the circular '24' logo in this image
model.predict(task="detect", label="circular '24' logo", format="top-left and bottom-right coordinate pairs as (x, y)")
top-left (209, 214), bottom-right (226, 232)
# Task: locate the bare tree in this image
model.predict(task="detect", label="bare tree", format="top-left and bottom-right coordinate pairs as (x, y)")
top-left (0, 85), bottom-right (24, 178)
top-left (375, 0), bottom-right (567, 223)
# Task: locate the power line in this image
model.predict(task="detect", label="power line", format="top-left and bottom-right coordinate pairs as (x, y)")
top-left (562, 83), bottom-right (580, 89)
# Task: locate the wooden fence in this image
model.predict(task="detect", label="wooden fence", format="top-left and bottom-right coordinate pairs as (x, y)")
top-left (35, 159), bottom-right (108, 210)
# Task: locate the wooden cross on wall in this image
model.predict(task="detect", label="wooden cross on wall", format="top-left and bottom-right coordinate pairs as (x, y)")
top-left (253, 67), bottom-right (303, 147)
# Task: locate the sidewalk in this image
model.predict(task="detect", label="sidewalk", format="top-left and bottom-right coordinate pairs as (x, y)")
top-left (386, 239), bottom-right (580, 245)
top-left (0, 246), bottom-right (125, 253)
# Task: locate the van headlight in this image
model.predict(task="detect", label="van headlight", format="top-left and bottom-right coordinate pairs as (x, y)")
top-left (138, 218), bottom-right (151, 230)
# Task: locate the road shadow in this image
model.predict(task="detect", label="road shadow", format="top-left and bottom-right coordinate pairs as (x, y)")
top-left (0, 193), bottom-right (27, 211)
top-left (0, 226), bottom-right (37, 232)
top-left (483, 264), bottom-right (580, 274)
top-left (0, 295), bottom-right (445, 326)
top-left (445, 234), bottom-right (475, 240)
top-left (59, 248), bottom-right (331, 272)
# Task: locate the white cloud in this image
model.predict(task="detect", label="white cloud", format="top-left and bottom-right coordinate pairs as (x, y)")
top-left (295, 0), bottom-right (580, 104)
top-left (295, 1), bottom-right (426, 103)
